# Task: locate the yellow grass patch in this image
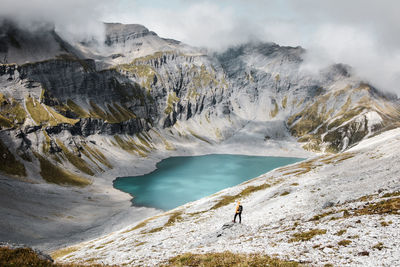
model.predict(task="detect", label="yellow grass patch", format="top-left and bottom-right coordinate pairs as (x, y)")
top-left (34, 152), bottom-right (91, 187)
top-left (0, 139), bottom-right (26, 177)
top-left (165, 251), bottom-right (303, 267)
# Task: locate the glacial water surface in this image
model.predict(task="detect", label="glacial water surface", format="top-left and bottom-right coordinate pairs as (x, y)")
top-left (114, 154), bottom-right (303, 210)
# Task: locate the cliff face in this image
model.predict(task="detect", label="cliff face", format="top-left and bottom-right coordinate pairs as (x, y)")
top-left (214, 43), bottom-right (400, 152)
top-left (1, 22), bottom-right (399, 179)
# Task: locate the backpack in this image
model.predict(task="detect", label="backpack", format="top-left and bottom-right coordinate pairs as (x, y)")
top-left (238, 205), bottom-right (243, 213)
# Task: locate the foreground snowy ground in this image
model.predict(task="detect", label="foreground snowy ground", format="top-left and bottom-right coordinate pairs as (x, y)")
top-left (54, 128), bottom-right (400, 266)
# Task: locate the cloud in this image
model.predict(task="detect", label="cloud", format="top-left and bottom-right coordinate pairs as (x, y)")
top-left (1, 0), bottom-right (400, 94)
top-left (105, 1), bottom-right (263, 51)
top-left (281, 0), bottom-right (400, 94)
top-left (0, 0), bottom-right (113, 42)
top-left (301, 23), bottom-right (400, 94)
top-left (116, 0), bottom-right (400, 94)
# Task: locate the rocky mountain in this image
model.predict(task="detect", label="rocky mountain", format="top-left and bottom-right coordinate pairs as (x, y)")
top-left (0, 20), bottom-right (399, 262)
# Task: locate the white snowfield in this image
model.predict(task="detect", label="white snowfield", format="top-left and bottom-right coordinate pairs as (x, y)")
top-left (55, 128), bottom-right (400, 266)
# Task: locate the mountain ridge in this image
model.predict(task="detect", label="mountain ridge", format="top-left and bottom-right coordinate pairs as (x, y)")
top-left (0, 21), bottom-right (399, 265)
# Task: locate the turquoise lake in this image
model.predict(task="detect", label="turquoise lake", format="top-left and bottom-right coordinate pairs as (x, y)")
top-left (113, 154), bottom-right (304, 210)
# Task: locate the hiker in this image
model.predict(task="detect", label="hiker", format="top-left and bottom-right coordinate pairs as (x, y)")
top-left (233, 201), bottom-right (243, 223)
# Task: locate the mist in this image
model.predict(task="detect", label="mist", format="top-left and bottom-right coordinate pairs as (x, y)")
top-left (1, 0), bottom-right (399, 95)
top-left (0, 0), bottom-right (112, 43)
top-left (105, 0), bottom-right (400, 95)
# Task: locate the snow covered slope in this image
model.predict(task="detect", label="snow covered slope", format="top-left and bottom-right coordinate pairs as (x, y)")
top-left (55, 128), bottom-right (400, 266)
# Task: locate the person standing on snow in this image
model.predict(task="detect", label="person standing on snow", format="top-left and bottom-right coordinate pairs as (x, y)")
top-left (233, 201), bottom-right (243, 223)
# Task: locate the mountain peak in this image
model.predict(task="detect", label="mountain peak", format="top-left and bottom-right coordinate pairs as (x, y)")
top-left (105, 22), bottom-right (155, 38)
top-left (104, 22), bottom-right (157, 48)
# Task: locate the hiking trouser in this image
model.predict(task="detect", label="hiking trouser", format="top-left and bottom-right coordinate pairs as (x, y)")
top-left (234, 212), bottom-right (241, 223)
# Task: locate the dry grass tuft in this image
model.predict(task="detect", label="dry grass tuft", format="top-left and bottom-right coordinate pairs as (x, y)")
top-left (334, 229), bottom-right (347, 236)
top-left (282, 96), bottom-right (288, 109)
top-left (56, 140), bottom-right (94, 176)
top-left (82, 143), bottom-right (112, 169)
top-left (165, 92), bottom-right (180, 114)
top-left (270, 101), bottom-right (279, 118)
top-left (142, 211), bottom-right (184, 234)
top-left (0, 94), bottom-right (26, 128)
top-left (0, 246), bottom-right (113, 266)
top-left (352, 198), bottom-right (400, 216)
top-left (164, 251), bottom-right (303, 267)
top-left (372, 242), bottom-right (385, 251)
top-left (165, 211), bottom-right (183, 227)
top-left (114, 135), bottom-right (148, 157)
top-left (0, 246), bottom-right (55, 267)
top-left (123, 220), bottom-right (150, 233)
top-left (0, 140), bottom-right (26, 177)
top-left (188, 129), bottom-right (212, 144)
top-left (311, 193), bottom-right (399, 224)
top-left (382, 191), bottom-right (400, 198)
top-left (289, 229), bottom-right (327, 242)
top-left (277, 152), bottom-right (356, 178)
top-left (320, 152), bottom-right (356, 165)
top-left (122, 214), bottom-right (162, 233)
top-left (212, 183), bottom-right (271, 210)
top-left (277, 156), bottom-right (326, 177)
top-left (51, 246), bottom-right (80, 260)
top-left (34, 153), bottom-right (91, 187)
top-left (309, 211), bottom-right (335, 221)
top-left (338, 240), bottom-right (352, 246)
top-left (66, 99), bottom-right (89, 118)
top-left (134, 241), bottom-right (146, 247)
top-left (26, 96), bottom-right (78, 126)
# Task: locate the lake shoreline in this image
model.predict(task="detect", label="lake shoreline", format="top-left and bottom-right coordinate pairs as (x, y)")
top-left (56, 128), bottom-right (400, 267)
top-left (114, 154), bottom-right (305, 210)
top-left (39, 137), bottom-right (314, 253)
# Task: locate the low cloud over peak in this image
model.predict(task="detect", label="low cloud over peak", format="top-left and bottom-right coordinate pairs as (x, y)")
top-left (1, 0), bottom-right (400, 95)
top-left (0, 0), bottom-right (110, 42)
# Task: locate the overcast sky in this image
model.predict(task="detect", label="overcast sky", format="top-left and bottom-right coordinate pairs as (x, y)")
top-left (1, 0), bottom-right (400, 94)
